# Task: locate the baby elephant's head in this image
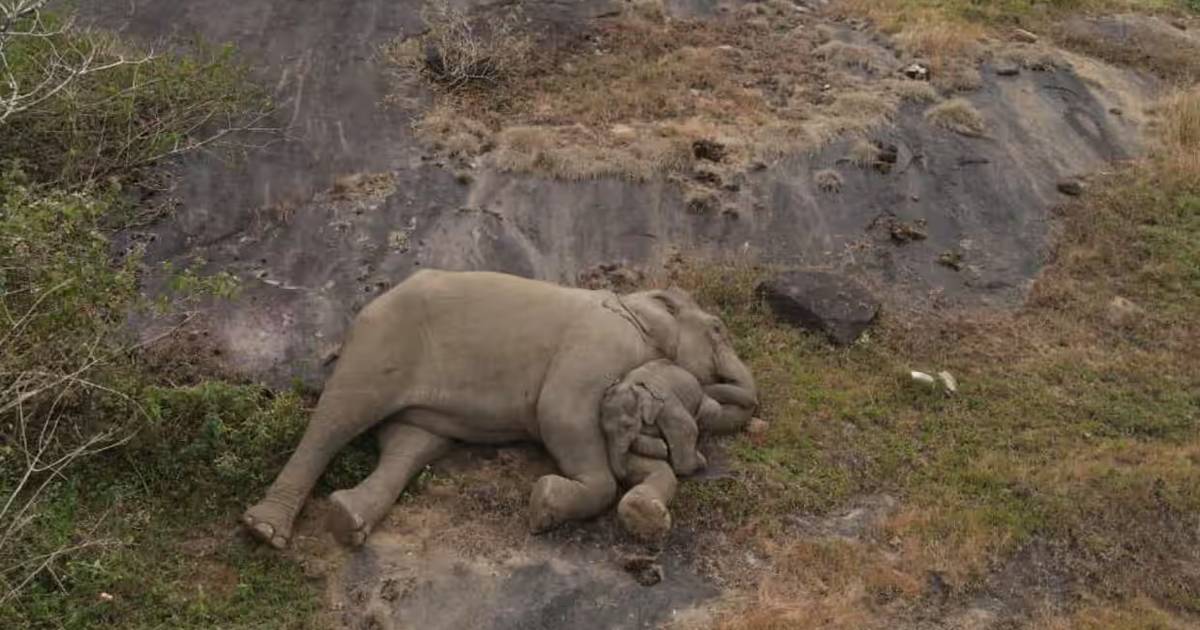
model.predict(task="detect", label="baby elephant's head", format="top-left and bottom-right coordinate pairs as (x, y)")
top-left (599, 382), bottom-right (660, 479)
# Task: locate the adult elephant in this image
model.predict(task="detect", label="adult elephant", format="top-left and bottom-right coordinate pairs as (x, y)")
top-left (242, 270), bottom-right (757, 548)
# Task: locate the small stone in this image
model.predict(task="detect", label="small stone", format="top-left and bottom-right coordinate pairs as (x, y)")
top-left (99, 592), bottom-right (115, 603)
top-left (746, 417), bottom-right (770, 435)
top-left (937, 250), bottom-right (964, 271)
top-left (757, 271), bottom-right (880, 345)
top-left (995, 64), bottom-right (1020, 77)
top-left (1057, 179), bottom-right (1084, 196)
top-left (937, 371), bottom-right (958, 395)
top-left (1109, 107), bottom-right (1123, 116)
top-left (911, 371), bottom-right (937, 387)
top-left (902, 62), bottom-right (930, 81)
top-left (1011, 28), bottom-right (1039, 43)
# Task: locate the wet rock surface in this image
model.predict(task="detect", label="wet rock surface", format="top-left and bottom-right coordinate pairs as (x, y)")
top-left (758, 270), bottom-right (880, 345)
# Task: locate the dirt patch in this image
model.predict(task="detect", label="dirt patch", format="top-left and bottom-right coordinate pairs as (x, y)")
top-left (297, 445), bottom-right (722, 630)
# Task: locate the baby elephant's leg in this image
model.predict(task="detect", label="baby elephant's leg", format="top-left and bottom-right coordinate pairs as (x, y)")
top-left (328, 420), bottom-right (453, 546)
top-left (657, 398), bottom-right (706, 476)
top-left (617, 455), bottom-right (679, 542)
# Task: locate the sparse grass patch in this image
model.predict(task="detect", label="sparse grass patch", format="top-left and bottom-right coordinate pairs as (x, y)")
top-left (672, 86), bottom-right (1200, 625)
top-left (840, 0), bottom-right (1198, 82)
top-left (924, 97), bottom-right (985, 136)
top-left (881, 78), bottom-right (940, 103)
top-left (846, 137), bottom-right (879, 167)
top-left (814, 168), bottom-right (843, 193)
top-left (0, 20), bottom-right (270, 187)
top-left (388, 6), bottom-right (918, 180)
top-left (0, 8), bottom-right (349, 627)
top-left (380, 0), bottom-right (532, 93)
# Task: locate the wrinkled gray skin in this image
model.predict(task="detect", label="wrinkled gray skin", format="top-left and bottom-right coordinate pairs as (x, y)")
top-left (601, 360), bottom-right (723, 541)
top-left (600, 359), bottom-right (719, 479)
top-left (242, 270), bottom-right (758, 548)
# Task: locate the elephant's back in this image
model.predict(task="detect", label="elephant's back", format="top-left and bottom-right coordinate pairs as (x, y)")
top-left (334, 270), bottom-right (608, 419)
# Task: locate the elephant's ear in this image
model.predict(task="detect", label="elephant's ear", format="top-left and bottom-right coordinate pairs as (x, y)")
top-left (651, 290), bottom-right (682, 316)
top-left (623, 291), bottom-right (681, 359)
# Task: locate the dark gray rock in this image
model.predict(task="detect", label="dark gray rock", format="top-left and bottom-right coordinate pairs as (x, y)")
top-left (996, 64), bottom-right (1020, 77)
top-left (757, 271), bottom-right (880, 345)
top-left (1057, 179), bottom-right (1085, 196)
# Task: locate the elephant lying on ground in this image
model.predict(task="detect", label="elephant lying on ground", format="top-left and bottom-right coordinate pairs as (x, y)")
top-left (242, 270), bottom-right (757, 548)
top-left (602, 359), bottom-right (723, 540)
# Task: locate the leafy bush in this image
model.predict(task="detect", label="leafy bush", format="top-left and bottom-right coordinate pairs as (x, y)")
top-left (0, 4), bottom-right (269, 615)
top-left (0, 8), bottom-right (271, 186)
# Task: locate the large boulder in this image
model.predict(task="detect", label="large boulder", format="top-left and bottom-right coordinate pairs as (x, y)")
top-left (757, 271), bottom-right (880, 345)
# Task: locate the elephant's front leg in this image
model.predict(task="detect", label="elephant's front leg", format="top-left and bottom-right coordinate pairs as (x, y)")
top-left (242, 383), bottom-right (399, 549)
top-left (617, 455), bottom-right (678, 542)
top-left (327, 420), bottom-right (453, 546)
top-left (529, 381), bottom-right (618, 532)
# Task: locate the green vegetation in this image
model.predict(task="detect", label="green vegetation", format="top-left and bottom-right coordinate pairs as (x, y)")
top-left (0, 5), bottom-right (346, 627)
top-left (673, 88), bottom-right (1200, 628)
top-left (3, 0), bottom-right (1199, 628)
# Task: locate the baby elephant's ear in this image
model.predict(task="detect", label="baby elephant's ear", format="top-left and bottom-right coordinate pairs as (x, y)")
top-left (600, 386), bottom-right (639, 479)
top-left (634, 383), bottom-right (664, 427)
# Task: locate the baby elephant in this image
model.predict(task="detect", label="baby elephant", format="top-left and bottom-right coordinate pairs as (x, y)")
top-left (600, 359), bottom-right (721, 540)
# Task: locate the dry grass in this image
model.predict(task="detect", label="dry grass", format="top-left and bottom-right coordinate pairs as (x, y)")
top-left (846, 137), bottom-right (879, 167)
top-left (997, 42), bottom-right (1063, 71)
top-left (812, 40), bottom-right (896, 75)
top-left (814, 168), bottom-right (843, 193)
top-left (672, 87), bottom-right (1200, 627)
top-left (1039, 598), bottom-right (1195, 629)
top-left (380, 0), bottom-right (532, 93)
top-left (1052, 13), bottom-right (1200, 83)
top-left (881, 78), bottom-right (940, 103)
top-left (389, 8), bottom-right (927, 180)
top-left (1156, 87), bottom-right (1200, 175)
top-left (415, 104), bottom-right (492, 158)
top-left (924, 97), bottom-right (985, 136)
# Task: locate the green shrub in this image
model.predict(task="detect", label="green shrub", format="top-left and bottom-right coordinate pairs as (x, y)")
top-left (0, 10), bottom-right (270, 186)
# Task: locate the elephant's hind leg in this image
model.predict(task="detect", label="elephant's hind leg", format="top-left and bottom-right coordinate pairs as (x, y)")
top-left (328, 421), bottom-right (453, 546)
top-left (243, 386), bottom-right (400, 549)
top-left (529, 392), bottom-right (618, 532)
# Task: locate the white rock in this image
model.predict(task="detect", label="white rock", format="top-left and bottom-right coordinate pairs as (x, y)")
top-left (938, 371), bottom-right (958, 395)
top-left (911, 371), bottom-right (937, 386)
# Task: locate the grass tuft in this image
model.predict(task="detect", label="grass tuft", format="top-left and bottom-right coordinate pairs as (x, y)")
top-left (924, 97), bottom-right (985, 136)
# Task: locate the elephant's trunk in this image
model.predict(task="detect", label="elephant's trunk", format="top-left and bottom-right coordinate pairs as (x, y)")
top-left (701, 345), bottom-right (758, 435)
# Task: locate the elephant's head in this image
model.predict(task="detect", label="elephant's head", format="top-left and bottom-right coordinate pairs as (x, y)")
top-left (599, 382), bottom-right (662, 480)
top-left (621, 287), bottom-right (758, 434)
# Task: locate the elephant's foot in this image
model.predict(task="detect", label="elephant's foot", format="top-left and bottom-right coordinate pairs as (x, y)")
top-left (617, 487), bottom-right (672, 542)
top-left (529, 472), bottom-right (618, 533)
top-left (327, 488), bottom-right (386, 547)
top-left (242, 499), bottom-right (295, 549)
top-left (529, 475), bottom-right (572, 533)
